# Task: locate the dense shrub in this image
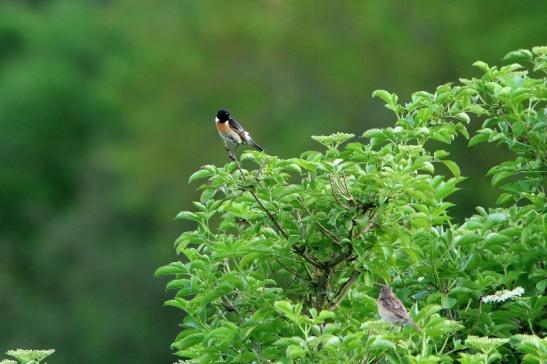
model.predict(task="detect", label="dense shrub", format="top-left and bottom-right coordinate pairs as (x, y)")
top-left (158, 47), bottom-right (546, 363)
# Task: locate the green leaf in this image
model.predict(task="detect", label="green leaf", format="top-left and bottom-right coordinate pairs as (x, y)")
top-left (273, 337), bottom-right (305, 347)
top-left (362, 128), bottom-right (385, 139)
top-left (174, 211), bottom-right (199, 221)
top-left (468, 133), bottom-right (489, 147)
top-left (293, 158), bottom-right (317, 173)
top-left (172, 332), bottom-right (204, 351)
top-left (467, 104), bottom-right (489, 116)
top-left (536, 280), bottom-right (547, 293)
top-left (441, 295), bottom-right (458, 309)
top-left (188, 168), bottom-right (214, 183)
top-left (166, 278), bottom-right (191, 291)
top-left (512, 121), bottom-right (525, 138)
top-left (155, 262), bottom-right (186, 277)
top-left (274, 301), bottom-right (294, 318)
top-left (431, 131), bottom-right (452, 144)
top-left (492, 171), bottom-right (513, 186)
top-left (487, 212), bottom-right (508, 225)
top-left (472, 60), bottom-right (490, 72)
top-left (434, 150), bottom-right (450, 160)
top-left (454, 112), bottom-right (470, 123)
top-left (503, 49), bottom-right (533, 62)
top-left (496, 193), bottom-right (514, 205)
top-left (370, 337), bottom-right (396, 351)
top-left (456, 234), bottom-right (482, 247)
top-left (372, 89), bottom-right (397, 105)
top-left (442, 160), bottom-right (461, 177)
top-left (286, 345), bottom-right (307, 359)
top-left (317, 310), bottom-right (336, 322)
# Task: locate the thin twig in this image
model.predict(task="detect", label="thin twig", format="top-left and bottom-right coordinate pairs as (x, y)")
top-left (246, 186), bottom-right (324, 270)
top-left (328, 270), bottom-right (361, 310)
top-left (299, 199), bottom-right (341, 246)
top-left (275, 258), bottom-right (307, 280)
top-left (225, 142), bottom-right (248, 182)
top-left (360, 209), bottom-right (379, 235)
top-left (247, 189), bottom-right (288, 239)
top-left (293, 245), bottom-right (326, 269)
top-left (328, 250), bottom-right (353, 268)
top-left (341, 175), bottom-right (351, 196)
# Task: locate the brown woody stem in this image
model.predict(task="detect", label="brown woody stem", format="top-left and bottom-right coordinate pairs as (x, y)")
top-left (328, 270), bottom-right (361, 310)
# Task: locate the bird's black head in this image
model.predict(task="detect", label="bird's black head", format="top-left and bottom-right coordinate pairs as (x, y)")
top-left (217, 109), bottom-right (230, 122)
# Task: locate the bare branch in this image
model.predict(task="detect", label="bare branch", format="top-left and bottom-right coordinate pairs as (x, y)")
top-left (299, 199), bottom-right (341, 246)
top-left (293, 245), bottom-right (327, 269)
top-left (225, 142), bottom-right (248, 181)
top-left (275, 258), bottom-right (307, 280)
top-left (328, 270), bottom-right (361, 310)
top-left (247, 189), bottom-right (289, 239)
top-left (328, 250), bottom-right (352, 268)
top-left (329, 175), bottom-right (350, 209)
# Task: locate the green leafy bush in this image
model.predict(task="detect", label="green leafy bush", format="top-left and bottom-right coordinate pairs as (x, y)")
top-left (158, 47), bottom-right (546, 363)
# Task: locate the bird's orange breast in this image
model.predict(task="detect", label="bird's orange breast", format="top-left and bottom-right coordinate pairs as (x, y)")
top-left (216, 121), bottom-right (231, 133)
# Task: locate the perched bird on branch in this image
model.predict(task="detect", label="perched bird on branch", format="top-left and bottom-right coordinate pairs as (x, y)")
top-left (215, 109), bottom-right (263, 155)
top-left (378, 286), bottom-right (421, 331)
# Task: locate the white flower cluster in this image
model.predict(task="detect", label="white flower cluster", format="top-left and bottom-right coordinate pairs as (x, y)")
top-left (6, 349), bottom-right (55, 363)
top-left (465, 336), bottom-right (510, 353)
top-left (481, 287), bottom-right (524, 303)
top-left (360, 319), bottom-right (391, 333)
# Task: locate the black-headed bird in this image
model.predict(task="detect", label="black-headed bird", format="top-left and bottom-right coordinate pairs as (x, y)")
top-left (215, 109), bottom-right (263, 153)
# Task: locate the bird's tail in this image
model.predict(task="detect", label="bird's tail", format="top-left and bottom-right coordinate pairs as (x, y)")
top-left (249, 139), bottom-right (264, 152)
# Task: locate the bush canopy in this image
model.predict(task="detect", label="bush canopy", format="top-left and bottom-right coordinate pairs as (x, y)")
top-left (158, 47), bottom-right (547, 363)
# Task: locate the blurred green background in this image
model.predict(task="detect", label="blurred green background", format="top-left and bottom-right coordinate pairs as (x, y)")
top-left (0, 1), bottom-right (545, 363)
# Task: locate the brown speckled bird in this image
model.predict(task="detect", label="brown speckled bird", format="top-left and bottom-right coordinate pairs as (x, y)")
top-left (378, 286), bottom-right (420, 331)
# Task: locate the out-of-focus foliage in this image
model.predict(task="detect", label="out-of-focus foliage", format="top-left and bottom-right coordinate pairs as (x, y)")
top-left (1, 0), bottom-right (546, 363)
top-left (159, 48), bottom-right (546, 363)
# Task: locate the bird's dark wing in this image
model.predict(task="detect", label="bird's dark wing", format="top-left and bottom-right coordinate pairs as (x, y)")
top-left (229, 118), bottom-right (247, 140)
top-left (385, 297), bottom-right (411, 320)
top-left (229, 118), bottom-right (244, 132)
